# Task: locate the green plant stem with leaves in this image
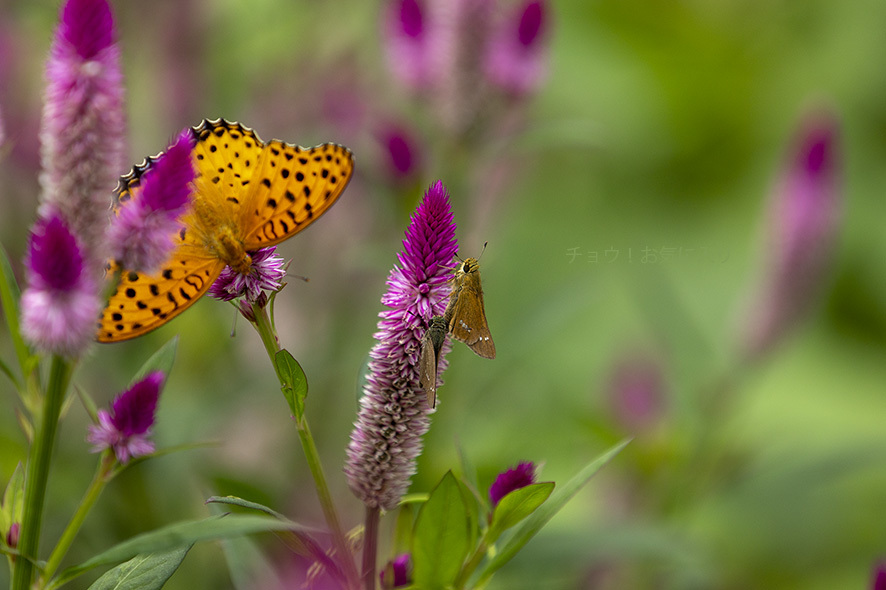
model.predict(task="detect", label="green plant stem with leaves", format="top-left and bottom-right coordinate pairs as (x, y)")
top-left (249, 301), bottom-right (360, 589)
top-left (12, 355), bottom-right (74, 590)
top-left (39, 451), bottom-right (116, 588)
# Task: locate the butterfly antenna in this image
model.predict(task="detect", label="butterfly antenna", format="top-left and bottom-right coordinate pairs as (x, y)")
top-left (478, 241), bottom-right (488, 260)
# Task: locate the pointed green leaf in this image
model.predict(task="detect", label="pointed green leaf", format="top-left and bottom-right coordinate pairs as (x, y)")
top-left (1, 462), bottom-right (24, 535)
top-left (476, 440), bottom-right (629, 583)
top-left (0, 244), bottom-right (32, 379)
top-left (54, 514), bottom-right (294, 586)
top-left (131, 338), bottom-right (178, 385)
top-left (85, 546), bottom-right (191, 590)
top-left (486, 482), bottom-right (555, 544)
top-left (412, 471), bottom-right (472, 588)
top-left (0, 355), bottom-right (21, 389)
top-left (275, 349), bottom-right (307, 418)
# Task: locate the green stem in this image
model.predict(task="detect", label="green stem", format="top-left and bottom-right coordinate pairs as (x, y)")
top-left (362, 506), bottom-right (379, 590)
top-left (12, 356), bottom-right (73, 590)
top-left (250, 303), bottom-right (360, 589)
top-left (454, 537), bottom-right (488, 589)
top-left (39, 452), bottom-right (115, 587)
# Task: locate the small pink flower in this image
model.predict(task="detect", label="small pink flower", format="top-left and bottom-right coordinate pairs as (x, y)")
top-left (108, 130), bottom-right (194, 274)
top-left (382, 0), bottom-right (435, 90)
top-left (209, 247), bottom-right (286, 303)
top-left (380, 553), bottom-right (412, 589)
top-left (484, 0), bottom-right (549, 96)
top-left (489, 461), bottom-right (536, 508)
top-left (88, 372), bottom-right (164, 464)
top-left (21, 214), bottom-right (100, 357)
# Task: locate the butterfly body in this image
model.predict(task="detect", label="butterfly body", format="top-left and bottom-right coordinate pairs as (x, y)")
top-left (419, 315), bottom-right (449, 408)
top-left (444, 257), bottom-right (495, 359)
top-left (98, 119), bottom-right (354, 342)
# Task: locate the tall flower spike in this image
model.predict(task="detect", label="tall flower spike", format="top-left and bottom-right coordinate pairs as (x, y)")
top-left (108, 130), bottom-right (195, 274)
top-left (383, 0), bottom-right (435, 91)
top-left (344, 181), bottom-right (458, 510)
top-left (38, 0), bottom-right (126, 268)
top-left (740, 110), bottom-right (841, 358)
top-left (88, 371), bottom-right (164, 464)
top-left (489, 461), bottom-right (536, 508)
top-left (484, 0), bottom-right (549, 96)
top-left (21, 214), bottom-right (100, 357)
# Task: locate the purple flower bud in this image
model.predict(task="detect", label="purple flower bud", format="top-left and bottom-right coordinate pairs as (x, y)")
top-left (344, 181), bottom-right (458, 510)
top-left (38, 0), bottom-right (126, 268)
top-left (87, 371), bottom-right (164, 463)
top-left (608, 354), bottom-right (666, 433)
top-left (21, 214), bottom-right (100, 357)
top-left (874, 562), bottom-right (886, 590)
top-left (5, 523), bottom-right (19, 549)
top-left (209, 246), bottom-right (286, 303)
top-left (380, 554), bottom-right (412, 589)
top-left (108, 131), bottom-right (195, 274)
top-left (484, 0), bottom-right (549, 96)
top-left (740, 109), bottom-right (841, 358)
top-left (489, 461), bottom-right (536, 508)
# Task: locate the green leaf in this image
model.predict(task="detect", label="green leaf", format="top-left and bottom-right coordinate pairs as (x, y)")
top-left (486, 482), bottom-right (555, 544)
top-left (412, 471), bottom-right (472, 589)
top-left (392, 503), bottom-right (415, 557)
top-left (54, 514), bottom-right (294, 586)
top-left (1, 462), bottom-right (24, 536)
top-left (208, 503), bottom-right (276, 590)
top-left (85, 547), bottom-right (191, 590)
top-left (131, 338), bottom-right (179, 385)
top-left (0, 354), bottom-right (20, 389)
top-left (475, 440), bottom-right (629, 584)
top-left (0, 244), bottom-right (32, 380)
top-left (275, 349), bottom-right (307, 418)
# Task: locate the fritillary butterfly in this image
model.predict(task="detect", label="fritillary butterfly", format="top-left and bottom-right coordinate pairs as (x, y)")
top-left (97, 119), bottom-right (354, 342)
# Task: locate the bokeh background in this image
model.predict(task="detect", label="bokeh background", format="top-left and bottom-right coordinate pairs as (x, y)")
top-left (2, 0), bottom-right (886, 588)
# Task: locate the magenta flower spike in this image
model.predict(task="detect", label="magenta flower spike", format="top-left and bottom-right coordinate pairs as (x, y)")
top-left (88, 371), bottom-right (164, 464)
top-left (108, 130), bottom-right (195, 274)
top-left (21, 214), bottom-right (100, 357)
top-left (378, 123), bottom-right (421, 182)
top-left (873, 562), bottom-right (886, 590)
top-left (344, 181), bottom-right (458, 510)
top-left (383, 0), bottom-right (434, 91)
top-left (489, 461), bottom-right (536, 508)
top-left (209, 246), bottom-right (286, 303)
top-left (380, 553), bottom-right (412, 589)
top-left (38, 0), bottom-right (126, 268)
top-left (741, 110), bottom-right (841, 358)
top-left (484, 0), bottom-right (549, 96)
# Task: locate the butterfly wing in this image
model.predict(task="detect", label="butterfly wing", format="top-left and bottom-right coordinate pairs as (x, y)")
top-left (240, 140), bottom-right (354, 248)
top-left (97, 249), bottom-right (225, 342)
top-left (446, 271), bottom-right (496, 359)
top-left (418, 332), bottom-right (439, 408)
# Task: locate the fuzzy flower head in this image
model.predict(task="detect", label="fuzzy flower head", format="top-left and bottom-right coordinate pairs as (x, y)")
top-left (88, 371), bottom-right (164, 464)
top-left (21, 214), bottom-right (100, 357)
top-left (380, 554), bottom-right (412, 589)
top-left (208, 247), bottom-right (286, 303)
top-left (108, 130), bottom-right (194, 274)
top-left (344, 181), bottom-right (458, 510)
top-left (38, 0), bottom-right (126, 268)
top-left (484, 0), bottom-right (548, 96)
top-left (740, 109), bottom-right (841, 358)
top-left (873, 562), bottom-right (886, 590)
top-left (489, 461), bottom-right (536, 508)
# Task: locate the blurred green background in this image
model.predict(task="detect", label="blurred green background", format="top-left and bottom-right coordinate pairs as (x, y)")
top-left (2, 0), bottom-right (886, 588)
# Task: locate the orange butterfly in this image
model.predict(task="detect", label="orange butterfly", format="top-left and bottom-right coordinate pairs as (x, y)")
top-left (98, 119), bottom-right (354, 342)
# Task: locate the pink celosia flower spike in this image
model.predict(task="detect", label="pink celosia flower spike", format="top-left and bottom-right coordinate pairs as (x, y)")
top-left (88, 371), bottom-right (164, 464)
top-left (489, 461), bottom-right (536, 508)
top-left (21, 214), bottom-right (100, 357)
top-left (38, 0), bottom-right (126, 268)
top-left (484, 0), bottom-right (549, 96)
top-left (108, 130), bottom-right (195, 274)
top-left (344, 181), bottom-right (458, 510)
top-left (741, 109), bottom-right (841, 358)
